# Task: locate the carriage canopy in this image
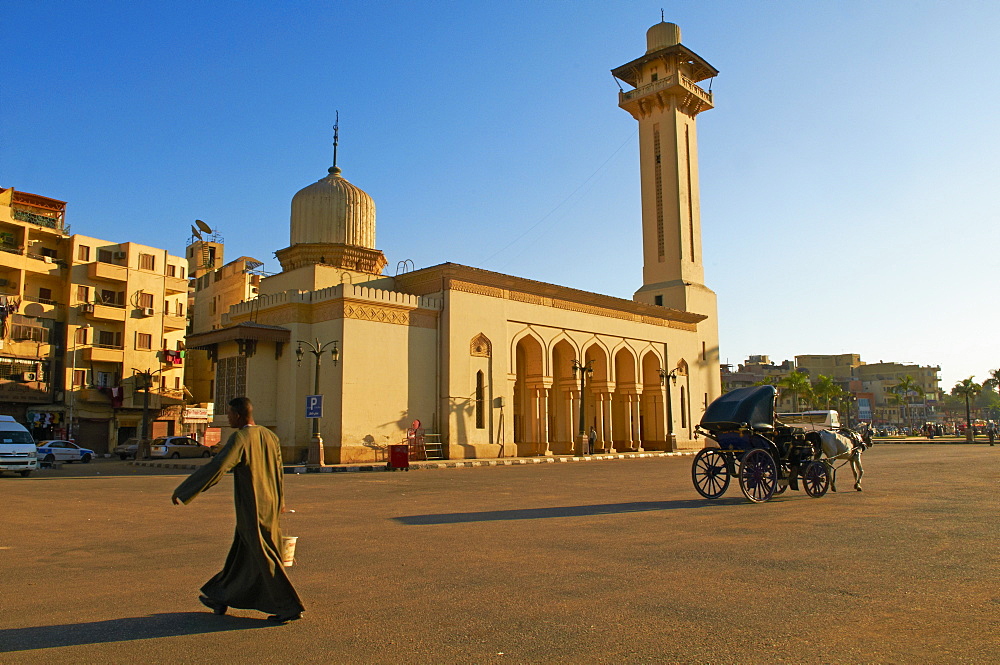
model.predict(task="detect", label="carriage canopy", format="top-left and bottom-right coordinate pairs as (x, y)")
top-left (700, 385), bottom-right (776, 432)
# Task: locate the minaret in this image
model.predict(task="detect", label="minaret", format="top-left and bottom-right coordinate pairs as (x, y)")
top-left (612, 21), bottom-right (718, 316)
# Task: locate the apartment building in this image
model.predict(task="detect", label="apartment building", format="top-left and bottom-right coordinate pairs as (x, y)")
top-left (0, 188), bottom-right (67, 425)
top-left (0, 186), bottom-right (189, 452)
top-left (183, 235), bottom-right (263, 416)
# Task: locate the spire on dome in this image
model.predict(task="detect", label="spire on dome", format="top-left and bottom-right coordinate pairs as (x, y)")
top-left (329, 111), bottom-right (341, 176)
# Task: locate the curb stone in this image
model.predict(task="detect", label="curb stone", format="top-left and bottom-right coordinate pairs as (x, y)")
top-left (281, 450), bottom-right (698, 474)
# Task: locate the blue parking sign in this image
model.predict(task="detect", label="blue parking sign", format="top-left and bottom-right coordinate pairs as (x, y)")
top-left (306, 395), bottom-right (323, 418)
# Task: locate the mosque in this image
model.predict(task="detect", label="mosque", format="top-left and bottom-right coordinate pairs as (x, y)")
top-left (186, 20), bottom-right (722, 464)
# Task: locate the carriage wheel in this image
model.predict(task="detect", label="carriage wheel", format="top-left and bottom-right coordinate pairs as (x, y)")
top-left (691, 449), bottom-right (730, 499)
top-left (738, 449), bottom-right (777, 503)
top-left (802, 460), bottom-right (830, 498)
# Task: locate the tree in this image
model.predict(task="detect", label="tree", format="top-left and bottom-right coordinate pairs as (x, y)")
top-left (811, 375), bottom-right (840, 409)
top-left (892, 375), bottom-right (924, 431)
top-left (951, 377), bottom-right (981, 441)
top-left (887, 392), bottom-right (906, 431)
top-left (778, 371), bottom-right (812, 412)
top-left (983, 368), bottom-right (1000, 394)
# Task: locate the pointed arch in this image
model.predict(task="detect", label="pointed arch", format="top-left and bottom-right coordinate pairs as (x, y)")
top-left (509, 326), bottom-right (545, 374)
top-left (545, 331), bottom-right (580, 360)
top-left (470, 332), bottom-right (492, 357)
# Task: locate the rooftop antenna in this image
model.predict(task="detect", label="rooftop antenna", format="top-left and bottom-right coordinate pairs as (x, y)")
top-left (661, 8), bottom-right (665, 21)
top-left (331, 111), bottom-right (340, 175)
top-left (190, 224), bottom-right (203, 241)
top-left (195, 219), bottom-right (214, 235)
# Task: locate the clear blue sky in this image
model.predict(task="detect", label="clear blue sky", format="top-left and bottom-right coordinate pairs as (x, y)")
top-left (4, 1), bottom-right (998, 389)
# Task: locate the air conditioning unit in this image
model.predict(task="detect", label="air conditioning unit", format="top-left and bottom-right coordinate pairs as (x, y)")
top-left (18, 372), bottom-right (37, 382)
top-left (82, 303), bottom-right (95, 313)
top-left (42, 256), bottom-right (53, 263)
top-left (113, 251), bottom-right (127, 259)
top-left (142, 307), bottom-right (155, 316)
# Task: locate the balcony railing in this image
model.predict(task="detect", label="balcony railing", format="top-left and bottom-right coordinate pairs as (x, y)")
top-left (620, 72), bottom-right (713, 105)
top-left (23, 295), bottom-right (60, 306)
top-left (12, 208), bottom-right (62, 231)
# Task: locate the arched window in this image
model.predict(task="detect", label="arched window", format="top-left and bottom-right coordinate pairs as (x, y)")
top-left (475, 371), bottom-right (485, 429)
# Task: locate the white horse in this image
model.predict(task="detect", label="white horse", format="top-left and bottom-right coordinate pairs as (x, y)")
top-left (816, 429), bottom-right (867, 492)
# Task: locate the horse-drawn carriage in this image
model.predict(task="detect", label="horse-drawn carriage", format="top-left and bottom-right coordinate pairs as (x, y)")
top-left (692, 385), bottom-right (867, 503)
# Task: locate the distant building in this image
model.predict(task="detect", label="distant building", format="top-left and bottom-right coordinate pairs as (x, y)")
top-left (0, 186), bottom-right (188, 451)
top-left (183, 234), bottom-right (265, 425)
top-left (721, 352), bottom-right (943, 427)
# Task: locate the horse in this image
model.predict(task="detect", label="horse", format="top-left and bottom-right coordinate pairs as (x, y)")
top-left (815, 428), bottom-right (868, 492)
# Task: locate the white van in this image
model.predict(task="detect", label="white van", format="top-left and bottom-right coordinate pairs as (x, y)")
top-left (0, 415), bottom-right (38, 477)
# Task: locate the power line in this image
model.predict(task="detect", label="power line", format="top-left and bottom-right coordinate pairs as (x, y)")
top-left (479, 129), bottom-right (637, 269)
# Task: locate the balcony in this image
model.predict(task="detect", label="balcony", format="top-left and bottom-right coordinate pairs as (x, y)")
top-left (88, 261), bottom-right (128, 282)
top-left (158, 388), bottom-right (185, 406)
top-left (83, 345), bottom-right (125, 363)
top-left (619, 72), bottom-right (713, 115)
top-left (83, 303), bottom-right (127, 322)
top-left (12, 208), bottom-right (63, 232)
top-left (162, 313), bottom-right (186, 331)
top-left (21, 296), bottom-right (62, 320)
top-left (23, 253), bottom-right (63, 274)
top-left (164, 275), bottom-right (188, 294)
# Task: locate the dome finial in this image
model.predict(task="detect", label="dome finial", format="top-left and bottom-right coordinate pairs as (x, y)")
top-left (328, 111), bottom-right (341, 176)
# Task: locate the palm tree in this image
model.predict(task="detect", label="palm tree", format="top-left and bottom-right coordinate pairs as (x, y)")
top-left (778, 370), bottom-right (812, 412)
top-left (983, 368), bottom-right (1000, 393)
top-left (952, 377), bottom-right (981, 442)
top-left (811, 375), bottom-right (839, 409)
top-left (892, 375), bottom-right (924, 432)
top-left (887, 392), bottom-right (906, 431)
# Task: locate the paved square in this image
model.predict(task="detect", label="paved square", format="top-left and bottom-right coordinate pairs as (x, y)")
top-left (1, 444), bottom-right (996, 663)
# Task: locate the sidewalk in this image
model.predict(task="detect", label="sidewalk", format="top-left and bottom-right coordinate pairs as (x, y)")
top-left (128, 449), bottom-right (699, 473)
top-left (874, 436), bottom-right (994, 445)
top-left (126, 438), bottom-right (995, 473)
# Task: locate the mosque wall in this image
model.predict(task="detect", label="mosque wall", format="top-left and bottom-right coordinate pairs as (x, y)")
top-left (439, 282), bottom-right (720, 456)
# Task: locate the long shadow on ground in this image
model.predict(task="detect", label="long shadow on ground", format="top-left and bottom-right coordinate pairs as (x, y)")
top-left (0, 612), bottom-right (275, 652)
top-left (394, 498), bottom-right (745, 525)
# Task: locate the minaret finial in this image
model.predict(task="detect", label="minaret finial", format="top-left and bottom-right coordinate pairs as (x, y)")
top-left (329, 111), bottom-right (341, 176)
top-left (661, 8), bottom-right (665, 21)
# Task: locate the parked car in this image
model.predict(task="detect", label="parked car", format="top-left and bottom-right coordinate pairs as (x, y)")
top-left (149, 436), bottom-right (212, 459)
top-left (113, 437), bottom-right (146, 460)
top-left (36, 440), bottom-right (96, 464)
top-left (0, 416), bottom-right (38, 477)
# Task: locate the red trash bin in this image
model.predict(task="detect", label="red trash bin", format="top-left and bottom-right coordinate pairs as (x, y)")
top-left (388, 444), bottom-right (410, 471)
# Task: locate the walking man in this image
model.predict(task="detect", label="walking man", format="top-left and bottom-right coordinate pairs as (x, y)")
top-left (588, 425), bottom-right (597, 455)
top-left (171, 397), bottom-right (304, 623)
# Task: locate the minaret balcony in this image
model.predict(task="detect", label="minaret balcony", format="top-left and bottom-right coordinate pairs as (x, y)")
top-left (619, 73), bottom-right (713, 115)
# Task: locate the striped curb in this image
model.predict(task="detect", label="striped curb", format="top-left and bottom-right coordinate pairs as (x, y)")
top-left (283, 450), bottom-right (697, 474)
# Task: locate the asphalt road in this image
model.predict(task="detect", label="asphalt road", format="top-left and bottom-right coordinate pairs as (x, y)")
top-left (1, 444), bottom-right (997, 664)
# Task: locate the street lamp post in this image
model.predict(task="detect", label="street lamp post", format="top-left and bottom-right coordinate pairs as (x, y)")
top-left (571, 359), bottom-right (594, 454)
top-left (67, 323), bottom-right (91, 441)
top-left (659, 367), bottom-right (679, 451)
top-left (296, 338), bottom-right (340, 466)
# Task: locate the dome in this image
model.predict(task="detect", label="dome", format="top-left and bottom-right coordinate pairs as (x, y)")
top-left (646, 21), bottom-right (681, 53)
top-left (289, 166), bottom-right (376, 248)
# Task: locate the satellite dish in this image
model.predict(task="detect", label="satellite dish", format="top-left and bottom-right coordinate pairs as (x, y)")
top-left (195, 219), bottom-right (213, 235)
top-left (190, 225), bottom-right (203, 240)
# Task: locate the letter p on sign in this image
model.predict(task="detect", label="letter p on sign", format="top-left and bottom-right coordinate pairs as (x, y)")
top-left (306, 395), bottom-right (323, 419)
